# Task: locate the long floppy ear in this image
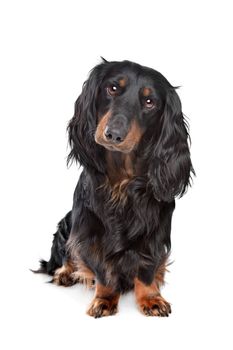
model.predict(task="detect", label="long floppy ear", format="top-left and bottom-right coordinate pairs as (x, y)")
top-left (67, 63), bottom-right (107, 173)
top-left (148, 88), bottom-right (194, 202)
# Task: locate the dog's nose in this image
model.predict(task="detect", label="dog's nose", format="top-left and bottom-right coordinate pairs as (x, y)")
top-left (104, 126), bottom-right (125, 144)
top-left (104, 114), bottom-right (128, 144)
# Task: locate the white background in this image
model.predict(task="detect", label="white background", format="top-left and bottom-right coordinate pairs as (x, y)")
top-left (1, 0), bottom-right (232, 349)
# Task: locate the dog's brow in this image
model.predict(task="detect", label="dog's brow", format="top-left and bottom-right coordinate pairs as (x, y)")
top-left (142, 87), bottom-right (152, 97)
top-left (118, 78), bottom-right (127, 87)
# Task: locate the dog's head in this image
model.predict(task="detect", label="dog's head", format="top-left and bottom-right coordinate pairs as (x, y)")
top-left (68, 59), bottom-right (194, 201)
top-left (94, 61), bottom-right (167, 154)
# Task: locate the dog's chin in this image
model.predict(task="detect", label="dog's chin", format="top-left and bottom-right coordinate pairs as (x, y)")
top-left (99, 143), bottom-right (133, 154)
top-left (95, 137), bottom-right (134, 154)
top-left (106, 146), bottom-right (133, 153)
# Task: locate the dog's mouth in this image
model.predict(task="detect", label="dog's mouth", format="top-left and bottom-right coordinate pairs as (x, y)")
top-left (94, 135), bottom-right (135, 153)
top-left (94, 112), bottom-right (142, 153)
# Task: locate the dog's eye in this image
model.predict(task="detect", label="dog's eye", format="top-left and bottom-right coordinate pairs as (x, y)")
top-left (144, 98), bottom-right (155, 109)
top-left (107, 85), bottom-right (119, 96)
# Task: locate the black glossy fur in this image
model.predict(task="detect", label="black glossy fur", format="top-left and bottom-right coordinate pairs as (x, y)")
top-left (37, 59), bottom-right (194, 296)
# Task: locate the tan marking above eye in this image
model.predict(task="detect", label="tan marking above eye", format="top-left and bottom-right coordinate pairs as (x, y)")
top-left (142, 87), bottom-right (152, 97)
top-left (118, 78), bottom-right (127, 88)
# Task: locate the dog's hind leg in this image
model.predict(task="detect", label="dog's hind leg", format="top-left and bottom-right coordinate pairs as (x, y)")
top-left (52, 257), bottom-right (96, 288)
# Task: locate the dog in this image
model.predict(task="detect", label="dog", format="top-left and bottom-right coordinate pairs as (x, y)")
top-left (34, 59), bottom-right (194, 318)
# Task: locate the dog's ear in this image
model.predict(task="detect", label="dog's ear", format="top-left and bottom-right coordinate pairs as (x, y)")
top-left (148, 88), bottom-right (194, 202)
top-left (67, 64), bottom-right (106, 172)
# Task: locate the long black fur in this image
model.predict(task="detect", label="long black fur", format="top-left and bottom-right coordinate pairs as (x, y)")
top-left (36, 59), bottom-right (194, 294)
top-left (35, 211), bottom-right (72, 275)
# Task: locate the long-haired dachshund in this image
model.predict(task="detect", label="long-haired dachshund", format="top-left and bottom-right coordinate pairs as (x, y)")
top-left (34, 59), bottom-right (194, 318)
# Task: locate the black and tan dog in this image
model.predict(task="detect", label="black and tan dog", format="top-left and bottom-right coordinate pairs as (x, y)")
top-left (34, 59), bottom-right (194, 318)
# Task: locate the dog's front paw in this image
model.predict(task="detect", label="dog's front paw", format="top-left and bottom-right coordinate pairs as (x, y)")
top-left (139, 296), bottom-right (171, 317)
top-left (87, 297), bottom-right (118, 318)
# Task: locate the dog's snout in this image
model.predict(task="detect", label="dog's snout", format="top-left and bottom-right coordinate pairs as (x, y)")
top-left (104, 126), bottom-right (124, 143)
top-left (104, 115), bottom-right (128, 144)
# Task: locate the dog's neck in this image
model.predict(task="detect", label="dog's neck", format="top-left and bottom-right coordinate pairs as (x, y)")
top-left (105, 150), bottom-right (141, 187)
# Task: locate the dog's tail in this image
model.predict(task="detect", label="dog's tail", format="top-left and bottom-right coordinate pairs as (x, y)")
top-left (32, 259), bottom-right (50, 274)
top-left (31, 211), bottom-right (72, 276)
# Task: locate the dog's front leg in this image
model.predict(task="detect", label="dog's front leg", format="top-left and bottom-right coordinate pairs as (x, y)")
top-left (87, 283), bottom-right (120, 318)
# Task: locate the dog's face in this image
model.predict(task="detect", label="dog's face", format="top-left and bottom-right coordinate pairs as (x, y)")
top-left (94, 63), bottom-right (166, 153)
top-left (68, 59), bottom-right (194, 201)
